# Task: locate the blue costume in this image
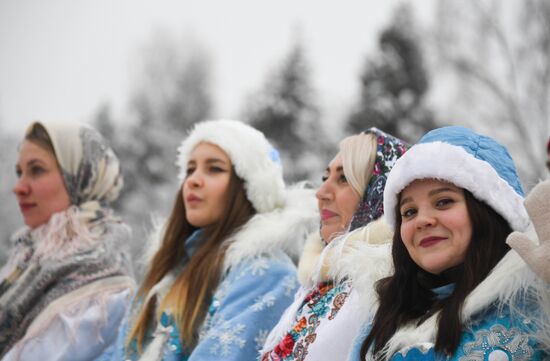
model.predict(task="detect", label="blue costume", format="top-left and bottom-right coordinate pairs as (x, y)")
top-left (348, 126), bottom-right (550, 360)
top-left (97, 120), bottom-right (318, 361)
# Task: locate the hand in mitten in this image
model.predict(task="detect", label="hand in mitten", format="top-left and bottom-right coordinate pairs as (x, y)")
top-left (506, 180), bottom-right (550, 283)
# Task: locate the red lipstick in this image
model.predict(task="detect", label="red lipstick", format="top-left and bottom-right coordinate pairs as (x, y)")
top-left (419, 236), bottom-right (446, 248)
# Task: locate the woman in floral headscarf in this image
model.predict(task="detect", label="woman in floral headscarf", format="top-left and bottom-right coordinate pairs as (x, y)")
top-left (261, 128), bottom-right (408, 361)
top-left (0, 121), bottom-right (135, 361)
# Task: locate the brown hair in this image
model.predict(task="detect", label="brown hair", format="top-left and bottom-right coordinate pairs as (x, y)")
top-left (128, 168), bottom-right (255, 351)
top-left (360, 190), bottom-right (512, 359)
top-left (25, 122), bottom-right (56, 156)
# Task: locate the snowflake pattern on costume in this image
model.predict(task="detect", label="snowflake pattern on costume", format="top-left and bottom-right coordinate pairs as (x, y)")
top-left (249, 258), bottom-right (270, 276)
top-left (251, 293), bottom-right (277, 312)
top-left (255, 329), bottom-right (270, 352)
top-left (204, 316), bottom-right (247, 357)
top-left (460, 324), bottom-right (533, 361)
top-left (282, 275), bottom-right (297, 297)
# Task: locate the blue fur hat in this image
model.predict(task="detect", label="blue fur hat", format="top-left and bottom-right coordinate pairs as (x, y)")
top-left (383, 126), bottom-right (529, 231)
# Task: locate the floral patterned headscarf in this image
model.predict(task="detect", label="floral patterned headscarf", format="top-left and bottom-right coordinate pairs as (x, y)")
top-left (0, 121), bottom-right (131, 358)
top-left (349, 128), bottom-right (408, 231)
top-left (31, 120), bottom-right (124, 221)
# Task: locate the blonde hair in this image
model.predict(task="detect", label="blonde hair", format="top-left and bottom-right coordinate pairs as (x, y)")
top-left (339, 133), bottom-right (377, 197)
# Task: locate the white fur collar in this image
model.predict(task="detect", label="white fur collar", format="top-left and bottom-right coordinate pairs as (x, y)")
top-left (141, 186), bottom-right (318, 304)
top-left (262, 218), bottom-right (394, 354)
top-left (144, 186), bottom-right (318, 272)
top-left (381, 249), bottom-right (544, 359)
top-left (297, 218), bottom-right (394, 289)
top-left (222, 186), bottom-right (318, 271)
top-left (330, 218), bottom-right (394, 312)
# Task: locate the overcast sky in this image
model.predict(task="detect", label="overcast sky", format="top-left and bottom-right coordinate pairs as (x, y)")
top-left (0, 0), bottom-right (436, 135)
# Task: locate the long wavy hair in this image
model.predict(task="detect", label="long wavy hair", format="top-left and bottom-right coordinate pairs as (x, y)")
top-left (360, 189), bottom-right (512, 360)
top-left (128, 168), bottom-right (255, 351)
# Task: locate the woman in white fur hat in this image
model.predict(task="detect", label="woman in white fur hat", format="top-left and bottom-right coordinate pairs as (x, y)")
top-left (351, 126), bottom-right (550, 360)
top-left (100, 119), bottom-right (318, 361)
top-left (261, 128), bottom-right (408, 361)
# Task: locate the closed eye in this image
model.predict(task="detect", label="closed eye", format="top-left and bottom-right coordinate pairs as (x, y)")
top-left (209, 166), bottom-right (227, 173)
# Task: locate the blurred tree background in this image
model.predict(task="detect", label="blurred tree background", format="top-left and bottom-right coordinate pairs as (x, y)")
top-left (1, 0), bottom-right (549, 271)
top-left (346, 3), bottom-right (436, 143)
top-left (431, 0), bottom-right (550, 186)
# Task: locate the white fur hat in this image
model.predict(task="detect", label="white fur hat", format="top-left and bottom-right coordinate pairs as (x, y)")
top-left (177, 119), bottom-right (286, 213)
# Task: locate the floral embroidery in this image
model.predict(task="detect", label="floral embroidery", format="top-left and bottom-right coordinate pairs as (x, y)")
top-left (262, 280), bottom-right (352, 361)
top-left (461, 324), bottom-right (533, 361)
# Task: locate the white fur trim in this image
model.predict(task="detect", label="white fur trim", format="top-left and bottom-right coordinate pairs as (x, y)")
top-left (177, 119), bottom-right (285, 213)
top-left (262, 219), bottom-right (394, 355)
top-left (143, 186), bottom-right (318, 275)
top-left (380, 250), bottom-right (548, 359)
top-left (384, 141), bottom-right (529, 231)
top-left (329, 218), bottom-right (394, 312)
top-left (297, 232), bottom-right (324, 286)
top-left (261, 286), bottom-right (310, 354)
top-left (223, 186), bottom-right (318, 271)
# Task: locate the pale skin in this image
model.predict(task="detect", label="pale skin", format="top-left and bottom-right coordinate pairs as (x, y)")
top-left (183, 142), bottom-right (232, 228)
top-left (399, 179), bottom-right (472, 275)
top-left (13, 140), bottom-right (71, 229)
top-left (316, 154), bottom-right (361, 243)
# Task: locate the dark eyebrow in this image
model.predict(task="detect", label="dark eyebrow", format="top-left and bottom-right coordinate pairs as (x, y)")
top-left (399, 187), bottom-right (460, 207)
top-left (205, 158), bottom-right (229, 166)
top-left (428, 187), bottom-right (459, 196)
top-left (325, 165), bottom-right (344, 174)
top-left (25, 159), bottom-right (47, 167)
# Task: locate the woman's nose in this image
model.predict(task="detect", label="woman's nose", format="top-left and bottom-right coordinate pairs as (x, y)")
top-left (315, 180), bottom-right (334, 202)
top-left (415, 210), bottom-right (436, 229)
top-left (13, 176), bottom-right (30, 197)
top-left (185, 171), bottom-right (203, 188)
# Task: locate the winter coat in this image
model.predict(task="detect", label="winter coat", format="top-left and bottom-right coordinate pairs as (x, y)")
top-left (347, 249), bottom-right (550, 360)
top-left (98, 188), bottom-right (318, 361)
top-left (261, 218), bottom-right (394, 361)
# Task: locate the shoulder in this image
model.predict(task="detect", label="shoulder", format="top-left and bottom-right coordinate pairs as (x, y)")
top-left (6, 276), bottom-right (135, 361)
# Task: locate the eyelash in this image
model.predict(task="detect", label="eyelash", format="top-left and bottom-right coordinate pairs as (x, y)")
top-left (321, 174), bottom-right (348, 183)
top-left (400, 198), bottom-right (456, 218)
top-left (401, 208), bottom-right (416, 218)
top-left (30, 166), bottom-right (45, 176)
top-left (15, 166), bottom-right (45, 178)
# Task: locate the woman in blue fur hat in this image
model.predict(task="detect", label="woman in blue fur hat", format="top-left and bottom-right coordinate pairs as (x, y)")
top-left (351, 126), bottom-right (550, 360)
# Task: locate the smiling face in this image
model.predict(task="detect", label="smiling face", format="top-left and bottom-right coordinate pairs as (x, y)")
top-left (399, 179), bottom-right (473, 275)
top-left (315, 154), bottom-right (361, 243)
top-left (13, 140), bottom-right (71, 228)
top-left (182, 142), bottom-right (232, 228)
